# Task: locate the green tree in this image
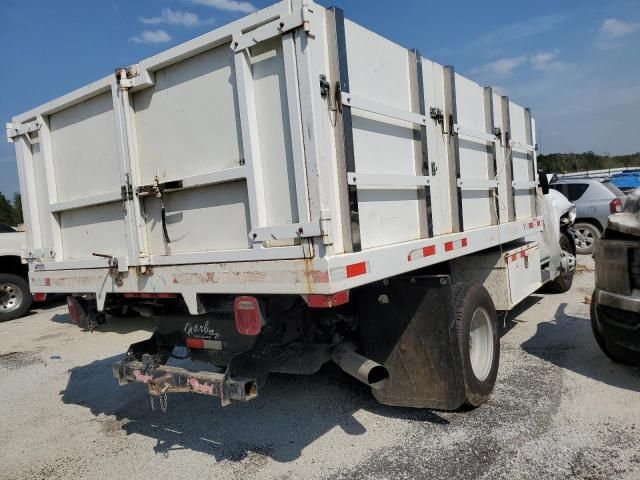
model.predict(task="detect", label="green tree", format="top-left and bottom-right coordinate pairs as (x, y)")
top-left (12, 193), bottom-right (23, 225)
top-left (0, 192), bottom-right (15, 225)
top-left (538, 152), bottom-right (640, 174)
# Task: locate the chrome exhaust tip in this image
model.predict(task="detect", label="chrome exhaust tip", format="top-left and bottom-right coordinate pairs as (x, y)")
top-left (332, 342), bottom-right (389, 390)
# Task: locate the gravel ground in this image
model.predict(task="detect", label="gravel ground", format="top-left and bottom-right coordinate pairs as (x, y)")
top-left (1, 256), bottom-right (639, 480)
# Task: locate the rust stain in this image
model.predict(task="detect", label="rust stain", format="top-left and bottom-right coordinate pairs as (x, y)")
top-left (173, 272), bottom-right (217, 284)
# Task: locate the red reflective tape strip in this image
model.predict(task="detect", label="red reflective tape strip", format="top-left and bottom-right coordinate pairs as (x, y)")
top-left (445, 238), bottom-right (468, 252)
top-left (345, 262), bottom-right (367, 278)
top-left (510, 254), bottom-right (517, 263)
top-left (310, 271), bottom-right (330, 283)
top-left (423, 245), bottom-right (436, 257)
top-left (521, 252), bottom-right (527, 259)
top-left (32, 277), bottom-right (51, 287)
top-left (527, 218), bottom-right (543, 229)
top-left (408, 245), bottom-right (437, 261)
top-left (186, 338), bottom-right (205, 349)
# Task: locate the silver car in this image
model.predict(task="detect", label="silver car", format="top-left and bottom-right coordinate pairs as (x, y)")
top-left (550, 177), bottom-right (626, 254)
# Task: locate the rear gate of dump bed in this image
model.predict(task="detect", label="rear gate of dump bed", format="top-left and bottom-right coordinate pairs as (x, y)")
top-left (10, 1), bottom-right (317, 271)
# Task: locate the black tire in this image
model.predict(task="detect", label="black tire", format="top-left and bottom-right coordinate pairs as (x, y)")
top-left (0, 273), bottom-right (33, 322)
top-left (546, 233), bottom-right (575, 293)
top-left (574, 222), bottom-right (600, 255)
top-left (452, 283), bottom-right (500, 407)
top-left (590, 296), bottom-right (640, 365)
top-left (590, 299), bottom-right (620, 363)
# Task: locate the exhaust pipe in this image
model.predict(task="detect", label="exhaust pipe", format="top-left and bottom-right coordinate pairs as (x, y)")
top-left (332, 342), bottom-right (389, 390)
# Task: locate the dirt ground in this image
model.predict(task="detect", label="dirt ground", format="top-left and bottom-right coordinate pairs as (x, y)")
top-left (1, 256), bottom-right (639, 480)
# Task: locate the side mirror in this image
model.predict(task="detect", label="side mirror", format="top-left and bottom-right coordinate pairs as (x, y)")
top-left (538, 171), bottom-right (550, 195)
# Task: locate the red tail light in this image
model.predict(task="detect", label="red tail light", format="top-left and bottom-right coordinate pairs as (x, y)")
top-left (303, 291), bottom-right (350, 308)
top-left (32, 293), bottom-right (47, 302)
top-left (233, 296), bottom-right (262, 336)
top-left (186, 338), bottom-right (205, 349)
top-left (610, 198), bottom-right (623, 214)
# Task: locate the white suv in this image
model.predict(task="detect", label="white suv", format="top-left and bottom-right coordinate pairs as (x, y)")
top-left (0, 224), bottom-right (33, 321)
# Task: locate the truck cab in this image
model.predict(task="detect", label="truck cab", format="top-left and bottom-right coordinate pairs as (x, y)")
top-left (0, 224), bottom-right (33, 321)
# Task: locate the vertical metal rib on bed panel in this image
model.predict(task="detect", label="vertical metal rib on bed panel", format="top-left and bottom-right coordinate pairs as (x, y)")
top-left (14, 134), bottom-right (42, 252)
top-left (501, 96), bottom-right (516, 222)
top-left (329, 7), bottom-right (360, 252)
top-left (282, 32), bottom-right (310, 225)
top-left (234, 49), bottom-right (268, 235)
top-left (112, 82), bottom-right (143, 265)
top-left (411, 49), bottom-right (433, 238)
top-left (443, 66), bottom-right (463, 233)
top-left (524, 107), bottom-right (537, 217)
top-left (483, 87), bottom-right (499, 225)
top-left (37, 115), bottom-right (63, 258)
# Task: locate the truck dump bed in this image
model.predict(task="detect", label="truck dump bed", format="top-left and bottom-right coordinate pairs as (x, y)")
top-left (7, 0), bottom-right (542, 313)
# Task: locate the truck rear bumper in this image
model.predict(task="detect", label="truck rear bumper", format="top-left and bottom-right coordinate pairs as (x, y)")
top-left (112, 359), bottom-right (258, 406)
top-left (593, 289), bottom-right (640, 351)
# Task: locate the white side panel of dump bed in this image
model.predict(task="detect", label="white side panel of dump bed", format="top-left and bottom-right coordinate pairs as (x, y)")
top-left (453, 74), bottom-right (494, 230)
top-left (343, 21), bottom-right (422, 249)
top-left (336, 15), bottom-right (535, 252)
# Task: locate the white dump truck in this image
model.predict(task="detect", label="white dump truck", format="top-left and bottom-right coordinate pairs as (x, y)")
top-left (7, 0), bottom-right (576, 409)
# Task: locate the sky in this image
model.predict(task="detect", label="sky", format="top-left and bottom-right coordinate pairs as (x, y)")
top-left (1, 0), bottom-right (639, 197)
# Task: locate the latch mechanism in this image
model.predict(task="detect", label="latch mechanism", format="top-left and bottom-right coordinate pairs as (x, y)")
top-left (319, 74), bottom-right (331, 98)
top-left (429, 107), bottom-right (444, 123)
top-left (121, 174), bottom-right (133, 201)
top-left (136, 176), bottom-right (175, 244)
top-left (92, 253), bottom-right (125, 286)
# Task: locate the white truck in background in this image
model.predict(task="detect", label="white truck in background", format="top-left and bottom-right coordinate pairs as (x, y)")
top-left (0, 225), bottom-right (35, 321)
top-left (7, 0), bottom-right (576, 410)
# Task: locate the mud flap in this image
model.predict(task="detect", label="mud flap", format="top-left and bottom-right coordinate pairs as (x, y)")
top-left (356, 275), bottom-right (466, 410)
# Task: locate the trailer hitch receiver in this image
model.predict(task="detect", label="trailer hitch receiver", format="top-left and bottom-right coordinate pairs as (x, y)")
top-left (113, 359), bottom-right (258, 406)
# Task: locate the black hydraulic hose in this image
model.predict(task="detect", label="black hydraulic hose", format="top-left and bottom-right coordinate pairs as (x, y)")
top-left (160, 195), bottom-right (170, 244)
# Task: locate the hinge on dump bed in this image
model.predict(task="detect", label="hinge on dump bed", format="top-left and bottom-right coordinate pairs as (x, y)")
top-left (231, 0), bottom-right (311, 52)
top-left (5, 121), bottom-right (42, 143)
top-left (23, 248), bottom-right (56, 261)
top-left (114, 64), bottom-right (154, 89)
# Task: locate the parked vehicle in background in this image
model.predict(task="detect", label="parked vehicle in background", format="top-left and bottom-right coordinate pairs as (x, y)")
top-left (0, 224), bottom-right (33, 320)
top-left (539, 188), bottom-right (577, 293)
top-left (591, 188), bottom-right (640, 365)
top-left (550, 177), bottom-right (626, 254)
top-left (610, 171), bottom-right (640, 194)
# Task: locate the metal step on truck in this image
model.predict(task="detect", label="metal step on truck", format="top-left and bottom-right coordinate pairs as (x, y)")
top-left (7, 0), bottom-right (576, 410)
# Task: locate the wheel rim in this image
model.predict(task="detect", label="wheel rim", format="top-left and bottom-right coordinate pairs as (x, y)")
top-left (469, 307), bottom-right (494, 381)
top-left (0, 282), bottom-right (24, 314)
top-left (576, 227), bottom-right (595, 249)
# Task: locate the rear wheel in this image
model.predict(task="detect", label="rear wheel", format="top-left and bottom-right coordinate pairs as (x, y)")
top-left (574, 222), bottom-right (600, 255)
top-left (453, 283), bottom-right (500, 407)
top-left (0, 274), bottom-right (32, 322)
